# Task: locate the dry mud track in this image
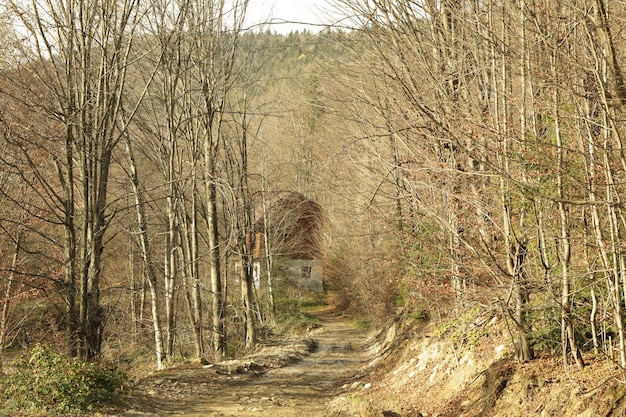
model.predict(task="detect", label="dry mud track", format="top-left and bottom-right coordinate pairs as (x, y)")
top-left (121, 315), bottom-right (372, 417)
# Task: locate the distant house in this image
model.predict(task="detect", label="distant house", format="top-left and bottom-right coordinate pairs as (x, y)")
top-left (276, 258), bottom-right (324, 293)
top-left (253, 192), bottom-right (324, 293)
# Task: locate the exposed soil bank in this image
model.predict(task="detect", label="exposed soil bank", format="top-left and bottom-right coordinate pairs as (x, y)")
top-left (333, 312), bottom-right (626, 417)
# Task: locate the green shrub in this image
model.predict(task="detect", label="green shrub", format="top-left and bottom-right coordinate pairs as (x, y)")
top-left (352, 318), bottom-right (370, 330)
top-left (276, 308), bottom-right (321, 333)
top-left (270, 271), bottom-right (324, 333)
top-left (408, 309), bottom-right (431, 322)
top-left (528, 323), bottom-right (561, 355)
top-left (0, 345), bottom-right (127, 415)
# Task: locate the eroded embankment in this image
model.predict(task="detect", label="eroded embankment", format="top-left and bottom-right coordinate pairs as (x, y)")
top-left (330, 311), bottom-right (626, 417)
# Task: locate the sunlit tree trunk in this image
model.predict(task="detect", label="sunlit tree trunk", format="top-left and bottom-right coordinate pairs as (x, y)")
top-left (0, 232), bottom-right (21, 374)
top-left (552, 51), bottom-right (584, 369)
top-left (588, 0), bottom-right (626, 368)
top-left (260, 178), bottom-right (275, 315)
top-left (495, 0), bottom-right (532, 362)
top-left (191, 0), bottom-right (248, 357)
top-left (124, 139), bottom-right (166, 370)
top-left (180, 190), bottom-right (204, 360)
top-left (240, 115), bottom-right (256, 349)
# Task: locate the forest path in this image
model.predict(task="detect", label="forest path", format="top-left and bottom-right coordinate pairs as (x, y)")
top-left (122, 314), bottom-right (372, 416)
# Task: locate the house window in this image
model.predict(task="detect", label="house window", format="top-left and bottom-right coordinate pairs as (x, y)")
top-left (301, 265), bottom-right (312, 280)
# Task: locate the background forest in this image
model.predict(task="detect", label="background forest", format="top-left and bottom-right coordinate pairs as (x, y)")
top-left (1, 0), bottom-right (626, 405)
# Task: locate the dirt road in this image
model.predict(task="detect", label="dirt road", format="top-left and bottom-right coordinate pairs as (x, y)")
top-left (122, 315), bottom-right (371, 417)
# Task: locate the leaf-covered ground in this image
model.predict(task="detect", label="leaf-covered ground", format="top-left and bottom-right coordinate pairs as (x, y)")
top-left (113, 315), bottom-right (374, 417)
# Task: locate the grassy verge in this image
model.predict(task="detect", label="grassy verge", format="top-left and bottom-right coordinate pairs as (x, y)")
top-left (0, 345), bottom-right (127, 416)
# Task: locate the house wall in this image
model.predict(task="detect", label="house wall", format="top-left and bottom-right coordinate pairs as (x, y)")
top-left (277, 258), bottom-right (324, 293)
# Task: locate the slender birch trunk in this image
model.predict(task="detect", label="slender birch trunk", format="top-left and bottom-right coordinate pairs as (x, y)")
top-left (552, 50), bottom-right (584, 369)
top-left (0, 234), bottom-right (20, 374)
top-left (124, 139), bottom-right (166, 370)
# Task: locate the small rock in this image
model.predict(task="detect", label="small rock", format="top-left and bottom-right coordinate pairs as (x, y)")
top-left (363, 382), bottom-right (372, 390)
top-left (369, 357), bottom-right (382, 367)
top-left (409, 371), bottom-right (415, 378)
top-left (350, 381), bottom-right (361, 389)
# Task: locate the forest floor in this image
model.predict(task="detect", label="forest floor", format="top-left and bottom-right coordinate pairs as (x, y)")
top-left (114, 313), bottom-right (375, 417)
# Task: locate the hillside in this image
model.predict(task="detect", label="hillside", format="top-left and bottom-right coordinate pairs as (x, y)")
top-left (3, 1), bottom-right (626, 416)
top-left (329, 313), bottom-right (626, 417)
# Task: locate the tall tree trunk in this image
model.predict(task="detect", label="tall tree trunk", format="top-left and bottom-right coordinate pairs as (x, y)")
top-left (553, 53), bottom-right (584, 369)
top-left (82, 147), bottom-right (113, 359)
top-left (496, 0), bottom-right (531, 362)
top-left (261, 190), bottom-right (275, 315)
top-left (206, 161), bottom-right (225, 357)
top-left (591, 0), bottom-right (626, 368)
top-left (61, 137), bottom-right (78, 357)
top-left (180, 195), bottom-right (204, 360)
top-left (125, 139), bottom-right (167, 370)
top-left (165, 174), bottom-right (178, 357)
top-left (0, 234), bottom-right (21, 374)
top-left (241, 250), bottom-right (255, 349)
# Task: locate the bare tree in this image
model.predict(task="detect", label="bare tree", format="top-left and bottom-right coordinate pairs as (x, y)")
top-left (189, 0), bottom-right (249, 357)
top-left (123, 136), bottom-right (167, 369)
top-left (4, 0), bottom-right (145, 358)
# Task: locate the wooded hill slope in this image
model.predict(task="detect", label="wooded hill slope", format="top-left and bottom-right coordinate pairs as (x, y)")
top-left (1, 1), bottom-right (626, 403)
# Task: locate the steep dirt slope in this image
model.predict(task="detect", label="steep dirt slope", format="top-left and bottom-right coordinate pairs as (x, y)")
top-left (330, 312), bottom-right (626, 417)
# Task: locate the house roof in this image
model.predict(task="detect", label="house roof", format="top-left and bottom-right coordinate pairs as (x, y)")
top-left (253, 191), bottom-right (324, 260)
